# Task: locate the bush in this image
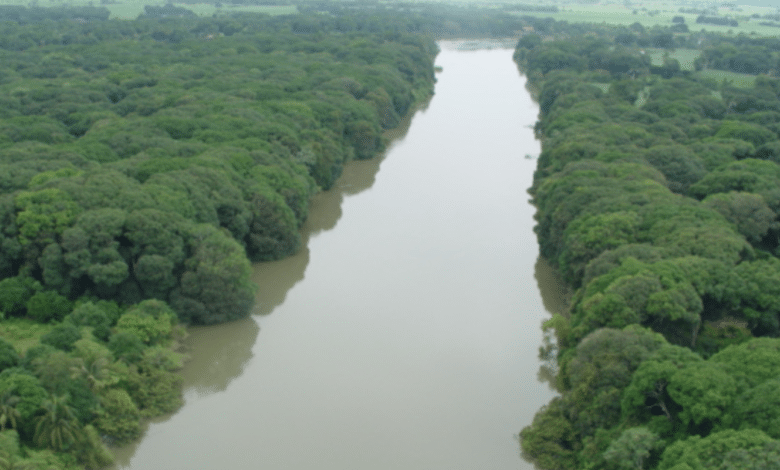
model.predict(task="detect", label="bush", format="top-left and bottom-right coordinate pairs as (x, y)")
top-left (65, 302), bottom-right (114, 341)
top-left (40, 324), bottom-right (82, 352)
top-left (0, 277), bottom-right (39, 317)
top-left (94, 389), bottom-right (141, 444)
top-left (107, 332), bottom-right (145, 364)
top-left (26, 291), bottom-right (72, 323)
top-left (0, 338), bottom-right (19, 373)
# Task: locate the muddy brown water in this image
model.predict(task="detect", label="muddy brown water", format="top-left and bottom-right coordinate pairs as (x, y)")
top-left (112, 41), bottom-right (564, 470)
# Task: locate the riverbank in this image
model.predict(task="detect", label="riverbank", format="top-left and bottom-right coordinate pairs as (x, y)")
top-left (516, 22), bottom-right (780, 470)
top-left (111, 43), bottom-right (559, 470)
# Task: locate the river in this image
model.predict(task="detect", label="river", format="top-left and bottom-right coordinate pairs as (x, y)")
top-left (112, 41), bottom-right (563, 470)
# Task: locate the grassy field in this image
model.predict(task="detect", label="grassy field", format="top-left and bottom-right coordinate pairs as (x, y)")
top-left (511, 2), bottom-right (780, 37)
top-left (0, 0), bottom-right (296, 19)
top-left (105, 2), bottom-right (296, 19)
top-left (694, 69), bottom-right (758, 88)
top-left (647, 48), bottom-right (700, 71)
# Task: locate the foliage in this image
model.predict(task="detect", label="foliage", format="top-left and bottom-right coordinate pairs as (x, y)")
top-left (516, 19), bottom-right (780, 470)
top-left (603, 427), bottom-right (661, 470)
top-left (0, 371), bottom-right (48, 440)
top-left (658, 429), bottom-right (776, 470)
top-left (93, 389), bottom-right (141, 444)
top-left (34, 395), bottom-right (81, 451)
top-left (0, 277), bottom-right (40, 318)
top-left (115, 300), bottom-right (176, 345)
top-left (25, 291), bottom-right (72, 324)
top-left (0, 6), bottom-right (443, 468)
top-left (0, 341), bottom-right (19, 375)
top-left (39, 325), bottom-right (81, 353)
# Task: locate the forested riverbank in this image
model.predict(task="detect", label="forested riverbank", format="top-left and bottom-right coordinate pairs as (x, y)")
top-left (516, 21), bottom-right (780, 470)
top-left (0, 10), bottom-right (442, 468)
top-left (112, 43), bottom-right (557, 470)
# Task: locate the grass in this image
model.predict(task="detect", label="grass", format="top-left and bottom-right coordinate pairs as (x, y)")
top-left (103, 2), bottom-right (144, 19)
top-left (693, 69), bottom-right (757, 89)
top-left (0, 318), bottom-right (54, 354)
top-left (106, 3), bottom-right (297, 20)
top-left (511, 4), bottom-right (698, 29)
top-left (647, 48), bottom-right (700, 71)
top-left (510, 2), bottom-right (780, 37)
top-left (0, 0), bottom-right (296, 20)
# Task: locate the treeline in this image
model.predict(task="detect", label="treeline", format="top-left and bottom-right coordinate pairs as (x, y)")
top-left (503, 4), bottom-right (558, 13)
top-left (695, 35), bottom-right (780, 76)
top-left (141, 4), bottom-right (197, 18)
top-left (0, 5), bottom-right (110, 23)
top-left (0, 11), bottom-right (436, 468)
top-left (516, 23), bottom-right (780, 470)
top-left (299, 2), bottom-right (559, 39)
top-left (696, 15), bottom-right (739, 27)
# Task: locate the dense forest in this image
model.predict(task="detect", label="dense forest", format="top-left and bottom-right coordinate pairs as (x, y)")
top-left (516, 20), bottom-right (780, 470)
top-left (5, 2), bottom-right (780, 469)
top-left (0, 8), bottom-right (441, 468)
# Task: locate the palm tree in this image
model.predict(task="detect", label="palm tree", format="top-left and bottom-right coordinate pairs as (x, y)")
top-left (0, 390), bottom-right (20, 432)
top-left (70, 356), bottom-right (111, 392)
top-left (34, 395), bottom-right (81, 451)
top-left (0, 452), bottom-right (32, 470)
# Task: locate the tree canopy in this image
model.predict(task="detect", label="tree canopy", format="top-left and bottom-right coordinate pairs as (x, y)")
top-left (517, 18), bottom-right (780, 470)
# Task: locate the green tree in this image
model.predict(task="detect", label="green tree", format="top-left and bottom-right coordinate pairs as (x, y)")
top-left (171, 224), bottom-right (254, 324)
top-left (560, 211), bottom-right (640, 286)
top-left (621, 343), bottom-right (703, 427)
top-left (14, 188), bottom-right (81, 247)
top-left (0, 391), bottom-right (20, 432)
top-left (107, 332), bottom-right (145, 365)
top-left (25, 291), bottom-right (72, 323)
top-left (0, 371), bottom-right (48, 440)
top-left (72, 424), bottom-right (114, 469)
top-left (115, 300), bottom-right (176, 345)
top-left (642, 145), bottom-right (706, 194)
top-left (39, 325), bottom-right (81, 352)
top-left (722, 260), bottom-right (780, 336)
top-left (64, 301), bottom-right (114, 342)
top-left (0, 341), bottom-right (18, 375)
top-left (733, 378), bottom-right (780, 439)
top-left (710, 338), bottom-right (780, 393)
top-left (703, 192), bottom-right (775, 244)
top-left (659, 429), bottom-right (776, 470)
top-left (34, 395), bottom-right (81, 451)
top-left (519, 397), bottom-right (578, 470)
top-left (93, 389), bottom-right (140, 444)
top-left (603, 427), bottom-right (661, 470)
top-left (718, 441), bottom-right (780, 470)
top-left (667, 362), bottom-right (737, 432)
top-left (0, 277), bottom-right (40, 318)
top-left (715, 121), bottom-right (776, 148)
top-left (69, 339), bottom-right (113, 392)
top-left (0, 429), bottom-right (24, 470)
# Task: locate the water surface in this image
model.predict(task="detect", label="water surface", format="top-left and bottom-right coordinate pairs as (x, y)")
top-left (114, 41), bottom-right (560, 470)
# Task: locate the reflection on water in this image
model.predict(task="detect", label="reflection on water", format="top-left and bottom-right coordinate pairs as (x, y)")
top-left (111, 86), bottom-right (429, 470)
top-left (181, 317), bottom-right (260, 397)
top-left (533, 257), bottom-right (569, 392)
top-left (251, 98), bottom-right (427, 318)
top-left (534, 256), bottom-right (571, 316)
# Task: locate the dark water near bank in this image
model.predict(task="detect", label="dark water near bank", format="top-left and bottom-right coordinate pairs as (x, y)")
top-left (113, 41), bottom-right (562, 470)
